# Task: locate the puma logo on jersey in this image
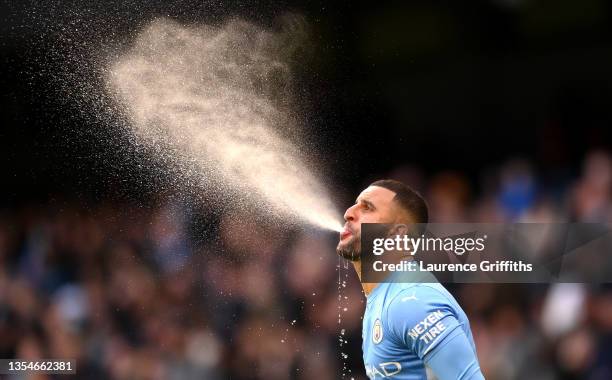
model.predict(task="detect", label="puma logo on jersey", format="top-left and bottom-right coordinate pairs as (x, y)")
top-left (401, 292), bottom-right (418, 302)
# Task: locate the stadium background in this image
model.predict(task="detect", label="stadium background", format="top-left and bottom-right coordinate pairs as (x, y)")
top-left (1, 0), bottom-right (612, 379)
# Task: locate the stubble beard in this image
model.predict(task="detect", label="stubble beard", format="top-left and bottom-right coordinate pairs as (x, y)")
top-left (336, 235), bottom-right (361, 262)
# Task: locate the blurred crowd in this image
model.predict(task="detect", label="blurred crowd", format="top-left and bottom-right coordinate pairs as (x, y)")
top-left (1, 149), bottom-right (611, 380)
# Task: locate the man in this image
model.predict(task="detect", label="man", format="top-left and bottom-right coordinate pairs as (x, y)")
top-left (337, 179), bottom-right (484, 380)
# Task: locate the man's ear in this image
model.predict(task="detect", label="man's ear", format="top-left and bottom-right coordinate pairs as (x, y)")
top-left (388, 224), bottom-right (409, 237)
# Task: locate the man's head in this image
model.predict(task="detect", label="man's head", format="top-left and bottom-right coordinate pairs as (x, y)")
top-left (336, 179), bottom-right (428, 261)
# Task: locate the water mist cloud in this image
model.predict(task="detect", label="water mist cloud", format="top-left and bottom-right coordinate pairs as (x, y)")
top-left (106, 17), bottom-right (343, 232)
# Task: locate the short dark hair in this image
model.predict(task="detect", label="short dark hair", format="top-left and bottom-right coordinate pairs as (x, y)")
top-left (370, 179), bottom-right (428, 224)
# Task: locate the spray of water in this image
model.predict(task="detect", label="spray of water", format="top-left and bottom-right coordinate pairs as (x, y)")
top-left (105, 17), bottom-right (342, 232)
top-left (338, 257), bottom-right (353, 379)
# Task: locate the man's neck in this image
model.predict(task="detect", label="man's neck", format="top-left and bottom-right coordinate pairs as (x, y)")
top-left (353, 251), bottom-right (413, 297)
top-left (351, 260), bottom-right (380, 297)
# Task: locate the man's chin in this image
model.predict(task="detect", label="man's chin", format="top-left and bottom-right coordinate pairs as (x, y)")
top-left (336, 241), bottom-right (361, 261)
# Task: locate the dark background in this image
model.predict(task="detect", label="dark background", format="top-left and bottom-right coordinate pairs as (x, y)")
top-left (2, 0), bottom-right (611, 204)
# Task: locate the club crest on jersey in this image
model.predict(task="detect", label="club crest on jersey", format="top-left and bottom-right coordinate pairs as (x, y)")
top-left (372, 318), bottom-right (383, 344)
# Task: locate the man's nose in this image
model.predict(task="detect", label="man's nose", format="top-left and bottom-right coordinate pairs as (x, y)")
top-left (344, 204), bottom-right (358, 222)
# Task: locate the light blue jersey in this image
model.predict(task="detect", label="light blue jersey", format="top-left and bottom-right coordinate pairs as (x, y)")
top-left (362, 279), bottom-right (484, 379)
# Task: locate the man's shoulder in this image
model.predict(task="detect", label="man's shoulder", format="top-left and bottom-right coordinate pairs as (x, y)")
top-left (382, 282), bottom-right (462, 328)
top-left (384, 282), bottom-right (453, 306)
top-left (378, 282), bottom-right (463, 353)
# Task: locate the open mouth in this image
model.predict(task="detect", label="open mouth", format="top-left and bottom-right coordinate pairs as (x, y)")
top-left (340, 225), bottom-right (353, 241)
